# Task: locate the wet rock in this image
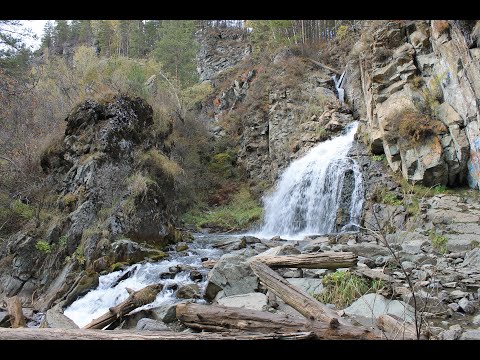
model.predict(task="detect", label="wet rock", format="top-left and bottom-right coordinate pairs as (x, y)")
top-left (189, 270), bottom-right (203, 282)
top-left (151, 302), bottom-right (183, 324)
top-left (40, 305), bottom-right (79, 329)
top-left (176, 284), bottom-right (200, 299)
top-left (217, 292), bottom-right (269, 311)
top-left (344, 293), bottom-right (415, 327)
top-left (472, 314), bottom-right (480, 326)
top-left (111, 239), bottom-right (166, 265)
top-left (175, 243), bottom-right (189, 252)
top-left (136, 318), bottom-right (170, 331)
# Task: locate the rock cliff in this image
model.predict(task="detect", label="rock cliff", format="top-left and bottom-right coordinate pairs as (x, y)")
top-left (0, 95), bottom-right (182, 310)
top-left (345, 20), bottom-right (480, 189)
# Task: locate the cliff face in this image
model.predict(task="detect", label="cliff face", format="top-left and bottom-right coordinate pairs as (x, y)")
top-left (0, 95), bottom-right (181, 310)
top-left (345, 20), bottom-right (480, 189)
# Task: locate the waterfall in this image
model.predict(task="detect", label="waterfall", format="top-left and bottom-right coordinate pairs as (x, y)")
top-left (254, 121), bottom-right (363, 240)
top-left (333, 71), bottom-right (346, 104)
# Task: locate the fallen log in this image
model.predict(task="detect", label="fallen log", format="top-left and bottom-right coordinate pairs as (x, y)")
top-left (377, 314), bottom-right (425, 340)
top-left (250, 260), bottom-right (342, 327)
top-left (6, 296), bottom-right (25, 328)
top-left (176, 303), bottom-right (383, 340)
top-left (306, 58), bottom-right (342, 75)
top-left (0, 328), bottom-right (314, 340)
top-left (251, 252), bottom-right (357, 269)
top-left (83, 284), bottom-right (163, 329)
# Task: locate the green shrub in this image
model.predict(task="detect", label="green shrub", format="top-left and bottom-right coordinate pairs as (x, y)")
top-left (372, 154), bottom-right (386, 162)
top-left (11, 200), bottom-right (35, 220)
top-left (315, 271), bottom-right (370, 308)
top-left (181, 186), bottom-right (263, 231)
top-left (336, 25), bottom-right (349, 41)
top-left (35, 240), bottom-right (52, 253)
top-left (372, 186), bottom-right (402, 206)
top-left (58, 235), bottom-right (68, 248)
top-left (430, 232), bottom-right (448, 254)
top-left (397, 110), bottom-right (446, 148)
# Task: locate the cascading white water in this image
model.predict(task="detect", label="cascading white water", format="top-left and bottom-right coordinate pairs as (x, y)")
top-left (333, 71), bottom-right (346, 104)
top-left (253, 121), bottom-right (363, 240)
top-left (63, 235), bottom-right (225, 327)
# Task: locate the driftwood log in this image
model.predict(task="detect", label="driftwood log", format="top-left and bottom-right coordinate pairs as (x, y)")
top-left (176, 303), bottom-right (383, 340)
top-left (6, 296), bottom-right (25, 328)
top-left (83, 284), bottom-right (163, 329)
top-left (249, 260), bottom-right (342, 327)
top-left (0, 328), bottom-right (314, 340)
top-left (251, 252), bottom-right (357, 269)
top-left (377, 314), bottom-right (425, 340)
top-left (306, 58), bottom-right (342, 75)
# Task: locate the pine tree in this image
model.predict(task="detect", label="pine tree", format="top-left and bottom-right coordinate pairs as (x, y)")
top-left (129, 20), bottom-right (145, 58)
top-left (78, 20), bottom-right (93, 46)
top-left (40, 21), bottom-right (54, 50)
top-left (52, 20), bottom-right (70, 55)
top-left (144, 20), bottom-right (161, 55)
top-left (154, 20), bottom-right (198, 88)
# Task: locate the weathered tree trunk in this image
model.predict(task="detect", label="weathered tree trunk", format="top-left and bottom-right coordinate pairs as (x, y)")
top-left (306, 58), bottom-right (342, 75)
top-left (249, 260), bottom-right (342, 327)
top-left (83, 284), bottom-right (163, 330)
top-left (377, 314), bottom-right (424, 340)
top-left (6, 296), bottom-right (25, 328)
top-left (0, 328), bottom-right (314, 340)
top-left (251, 252), bottom-right (357, 269)
top-left (176, 303), bottom-right (383, 340)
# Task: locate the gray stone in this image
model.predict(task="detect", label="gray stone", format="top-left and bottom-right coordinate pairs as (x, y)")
top-left (151, 303), bottom-right (181, 324)
top-left (450, 290), bottom-right (469, 299)
top-left (401, 261), bottom-right (416, 272)
top-left (458, 297), bottom-right (476, 314)
top-left (402, 290), bottom-right (449, 314)
top-left (40, 306), bottom-right (79, 329)
top-left (280, 268), bottom-right (303, 278)
top-left (401, 240), bottom-right (429, 254)
top-left (448, 303), bottom-right (460, 312)
top-left (459, 330), bottom-right (480, 340)
top-left (204, 248), bottom-right (259, 301)
top-left (136, 318), bottom-right (170, 331)
top-left (472, 314), bottom-right (480, 326)
top-left (344, 293), bottom-right (415, 327)
top-left (286, 278), bottom-right (324, 296)
top-left (0, 311), bottom-right (10, 327)
top-left (461, 248), bottom-right (480, 268)
top-left (341, 242), bottom-right (390, 258)
top-left (440, 329), bottom-right (462, 340)
top-left (217, 292), bottom-right (268, 311)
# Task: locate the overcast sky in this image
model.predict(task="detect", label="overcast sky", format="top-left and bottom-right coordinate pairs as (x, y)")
top-left (21, 20), bottom-right (48, 49)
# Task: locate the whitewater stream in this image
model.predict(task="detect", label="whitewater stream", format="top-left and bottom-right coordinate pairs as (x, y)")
top-left (64, 234), bottom-right (227, 327)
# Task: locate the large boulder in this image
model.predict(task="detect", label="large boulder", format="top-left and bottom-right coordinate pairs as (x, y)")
top-left (40, 305), bottom-right (79, 329)
top-left (344, 293), bottom-right (415, 327)
top-left (204, 248), bottom-right (258, 301)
